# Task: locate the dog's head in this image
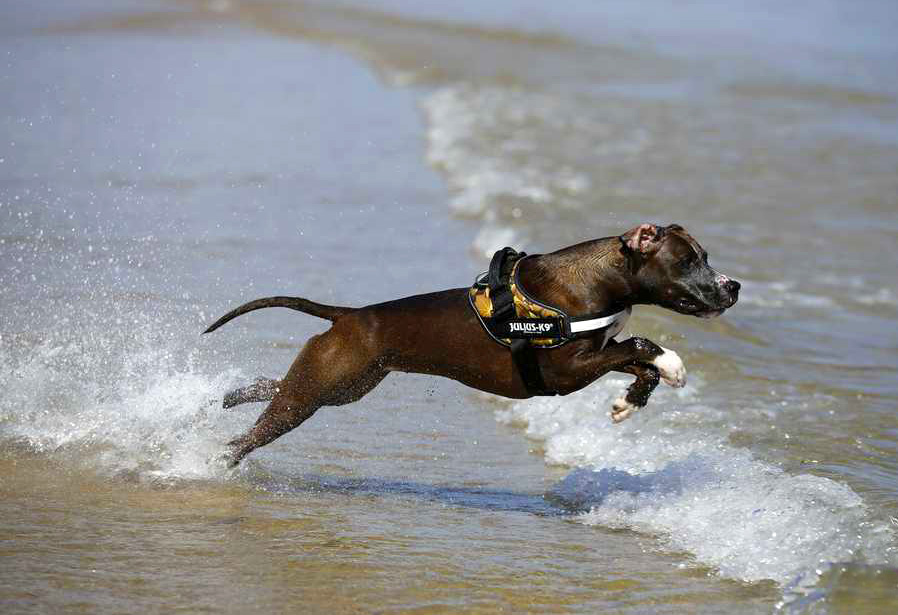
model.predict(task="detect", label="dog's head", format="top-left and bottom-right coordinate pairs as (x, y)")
top-left (619, 223), bottom-right (740, 318)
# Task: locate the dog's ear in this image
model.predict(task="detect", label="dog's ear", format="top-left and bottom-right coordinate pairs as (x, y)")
top-left (619, 224), bottom-right (662, 255)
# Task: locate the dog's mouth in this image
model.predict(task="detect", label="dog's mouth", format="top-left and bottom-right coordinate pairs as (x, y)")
top-left (676, 298), bottom-right (730, 318)
top-left (695, 308), bottom-right (726, 318)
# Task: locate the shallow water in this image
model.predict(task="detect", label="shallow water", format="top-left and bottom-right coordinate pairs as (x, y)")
top-left (2, 0), bottom-right (898, 613)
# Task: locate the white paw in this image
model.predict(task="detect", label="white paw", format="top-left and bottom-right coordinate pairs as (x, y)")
top-left (610, 397), bottom-right (638, 423)
top-left (653, 346), bottom-right (686, 388)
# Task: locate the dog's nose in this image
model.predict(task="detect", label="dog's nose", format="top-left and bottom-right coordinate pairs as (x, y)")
top-left (725, 279), bottom-right (741, 294)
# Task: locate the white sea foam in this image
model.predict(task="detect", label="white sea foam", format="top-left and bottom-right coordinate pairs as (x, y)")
top-left (422, 85), bottom-right (596, 221)
top-left (497, 376), bottom-right (895, 586)
top-left (0, 324), bottom-right (245, 481)
top-left (855, 287), bottom-right (898, 307)
top-left (471, 221), bottom-right (525, 259)
top-left (812, 274), bottom-right (898, 311)
top-left (738, 280), bottom-right (835, 310)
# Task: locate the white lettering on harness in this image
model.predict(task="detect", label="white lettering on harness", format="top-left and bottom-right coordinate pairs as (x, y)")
top-left (509, 321), bottom-right (555, 334)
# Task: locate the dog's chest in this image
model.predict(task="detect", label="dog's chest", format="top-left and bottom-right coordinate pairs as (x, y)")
top-left (601, 307), bottom-right (630, 345)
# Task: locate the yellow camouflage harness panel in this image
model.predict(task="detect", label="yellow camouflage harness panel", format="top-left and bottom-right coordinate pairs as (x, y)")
top-left (469, 259), bottom-right (566, 347)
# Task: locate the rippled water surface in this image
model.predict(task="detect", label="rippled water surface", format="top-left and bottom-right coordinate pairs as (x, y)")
top-left (2, 1), bottom-right (898, 613)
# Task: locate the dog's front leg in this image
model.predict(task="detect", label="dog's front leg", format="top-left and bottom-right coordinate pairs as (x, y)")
top-left (566, 337), bottom-right (685, 422)
top-left (610, 363), bottom-right (660, 423)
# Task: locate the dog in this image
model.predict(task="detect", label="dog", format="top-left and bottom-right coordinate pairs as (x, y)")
top-left (204, 224), bottom-right (740, 467)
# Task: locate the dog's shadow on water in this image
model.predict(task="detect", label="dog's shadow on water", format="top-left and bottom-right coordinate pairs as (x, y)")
top-left (547, 456), bottom-right (713, 511)
top-left (244, 454), bottom-right (711, 518)
top-left (256, 472), bottom-right (564, 516)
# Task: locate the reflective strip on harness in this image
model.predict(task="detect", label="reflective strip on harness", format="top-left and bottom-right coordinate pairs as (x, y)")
top-left (569, 311), bottom-right (628, 334)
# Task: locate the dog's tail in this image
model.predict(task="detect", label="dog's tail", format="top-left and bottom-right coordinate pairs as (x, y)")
top-left (203, 296), bottom-right (356, 334)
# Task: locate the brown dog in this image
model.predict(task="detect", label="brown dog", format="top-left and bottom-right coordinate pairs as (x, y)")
top-left (205, 224), bottom-right (740, 466)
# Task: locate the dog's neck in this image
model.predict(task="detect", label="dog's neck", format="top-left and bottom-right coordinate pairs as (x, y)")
top-left (517, 237), bottom-right (637, 315)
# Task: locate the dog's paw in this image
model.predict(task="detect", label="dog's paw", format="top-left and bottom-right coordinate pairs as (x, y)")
top-left (610, 397), bottom-right (639, 423)
top-left (653, 346), bottom-right (686, 388)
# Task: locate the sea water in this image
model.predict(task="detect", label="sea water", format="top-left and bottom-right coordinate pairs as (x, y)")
top-left (2, 1), bottom-right (897, 612)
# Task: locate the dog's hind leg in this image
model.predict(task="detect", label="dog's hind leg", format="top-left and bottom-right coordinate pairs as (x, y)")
top-left (224, 318), bottom-right (387, 467)
top-left (223, 378), bottom-right (281, 409)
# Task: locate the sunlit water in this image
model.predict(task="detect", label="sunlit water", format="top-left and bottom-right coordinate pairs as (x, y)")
top-left (2, 1), bottom-right (897, 613)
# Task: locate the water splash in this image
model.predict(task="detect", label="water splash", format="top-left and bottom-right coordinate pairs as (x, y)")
top-left (496, 376), bottom-right (896, 586)
top-left (0, 318), bottom-right (245, 482)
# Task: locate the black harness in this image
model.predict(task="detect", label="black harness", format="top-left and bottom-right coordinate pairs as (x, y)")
top-left (469, 247), bottom-right (631, 396)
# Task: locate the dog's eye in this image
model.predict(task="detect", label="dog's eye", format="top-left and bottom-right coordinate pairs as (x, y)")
top-left (677, 257), bottom-right (695, 270)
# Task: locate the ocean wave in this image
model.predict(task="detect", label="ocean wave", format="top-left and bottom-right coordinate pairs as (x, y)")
top-left (422, 84), bottom-right (610, 252)
top-left (737, 280), bottom-right (836, 310)
top-left (814, 274), bottom-right (898, 308)
top-left (495, 375), bottom-right (895, 588)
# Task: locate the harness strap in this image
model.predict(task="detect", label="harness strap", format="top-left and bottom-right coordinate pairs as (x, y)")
top-left (510, 339), bottom-right (554, 397)
top-left (486, 248), bottom-right (555, 396)
top-left (487, 247), bottom-right (519, 321)
top-left (568, 312), bottom-right (626, 334)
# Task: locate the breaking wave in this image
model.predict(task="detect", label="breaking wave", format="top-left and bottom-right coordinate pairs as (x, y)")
top-left (495, 375), bottom-right (895, 592)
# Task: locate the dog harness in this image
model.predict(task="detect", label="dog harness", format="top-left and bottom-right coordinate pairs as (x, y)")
top-left (468, 247), bottom-right (630, 395)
